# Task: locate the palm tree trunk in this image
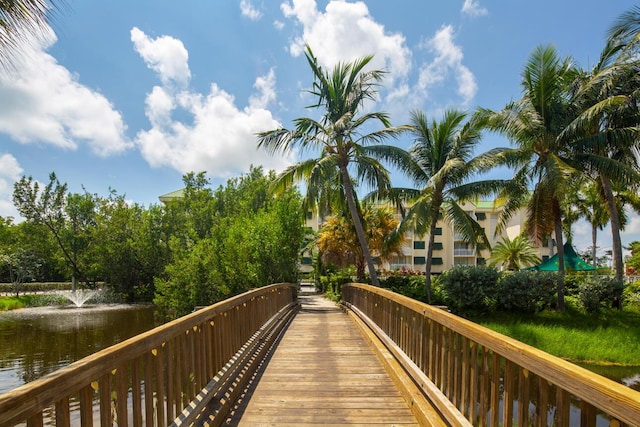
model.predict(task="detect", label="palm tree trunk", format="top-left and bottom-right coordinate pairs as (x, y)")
top-left (424, 212), bottom-right (439, 304)
top-left (340, 166), bottom-right (380, 286)
top-left (601, 175), bottom-right (624, 282)
top-left (591, 224), bottom-right (597, 275)
top-left (553, 199), bottom-right (566, 312)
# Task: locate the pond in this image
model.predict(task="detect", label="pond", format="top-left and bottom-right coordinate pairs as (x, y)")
top-left (0, 303), bottom-right (160, 395)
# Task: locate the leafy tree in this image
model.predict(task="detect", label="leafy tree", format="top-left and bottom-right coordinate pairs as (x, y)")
top-left (258, 45), bottom-right (408, 286)
top-left (489, 235), bottom-right (540, 271)
top-left (0, 248), bottom-right (42, 296)
top-left (13, 172), bottom-right (93, 291)
top-left (316, 204), bottom-right (402, 281)
top-left (386, 109), bottom-right (502, 303)
top-left (479, 45), bottom-right (580, 311)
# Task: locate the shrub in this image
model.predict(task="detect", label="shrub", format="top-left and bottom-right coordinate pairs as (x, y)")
top-left (496, 271), bottom-right (558, 313)
top-left (319, 271), bottom-right (352, 300)
top-left (578, 276), bottom-right (624, 313)
top-left (381, 274), bottom-right (447, 305)
top-left (439, 266), bottom-right (500, 314)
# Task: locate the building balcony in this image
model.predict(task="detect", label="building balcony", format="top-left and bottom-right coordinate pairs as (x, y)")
top-left (454, 248), bottom-right (476, 256)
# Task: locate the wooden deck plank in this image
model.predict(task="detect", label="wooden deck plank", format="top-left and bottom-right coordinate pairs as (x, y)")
top-left (225, 290), bottom-right (420, 426)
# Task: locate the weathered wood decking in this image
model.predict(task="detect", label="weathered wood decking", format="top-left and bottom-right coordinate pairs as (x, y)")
top-left (226, 287), bottom-right (419, 426)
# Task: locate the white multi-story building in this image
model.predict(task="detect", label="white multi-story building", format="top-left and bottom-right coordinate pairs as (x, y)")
top-left (302, 200), bottom-right (552, 274)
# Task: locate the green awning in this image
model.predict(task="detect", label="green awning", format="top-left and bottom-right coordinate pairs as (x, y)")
top-left (528, 242), bottom-right (596, 271)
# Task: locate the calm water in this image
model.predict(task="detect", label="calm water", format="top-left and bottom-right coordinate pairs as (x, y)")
top-left (0, 304), bottom-right (159, 395)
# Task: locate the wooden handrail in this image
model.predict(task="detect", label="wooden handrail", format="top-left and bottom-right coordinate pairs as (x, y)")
top-left (342, 283), bottom-right (640, 427)
top-left (0, 283), bottom-right (298, 426)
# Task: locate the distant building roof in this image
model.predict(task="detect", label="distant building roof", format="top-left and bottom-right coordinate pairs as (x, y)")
top-left (158, 188), bottom-right (185, 203)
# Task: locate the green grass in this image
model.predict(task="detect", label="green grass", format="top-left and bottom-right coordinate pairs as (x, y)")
top-left (0, 295), bottom-right (41, 311)
top-left (469, 298), bottom-right (640, 366)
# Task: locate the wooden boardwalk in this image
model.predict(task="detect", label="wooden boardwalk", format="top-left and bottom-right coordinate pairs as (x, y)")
top-left (225, 287), bottom-right (419, 426)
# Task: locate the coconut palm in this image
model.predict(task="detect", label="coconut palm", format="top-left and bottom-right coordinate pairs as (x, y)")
top-left (478, 45), bottom-right (580, 311)
top-left (560, 35), bottom-right (640, 282)
top-left (0, 0), bottom-right (63, 70)
top-left (488, 235), bottom-right (540, 271)
top-left (383, 108), bottom-right (504, 303)
top-left (257, 46), bottom-right (408, 286)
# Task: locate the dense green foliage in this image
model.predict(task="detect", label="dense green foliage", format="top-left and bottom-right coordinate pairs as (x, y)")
top-left (153, 168), bottom-right (305, 318)
top-left (438, 266), bottom-right (500, 313)
top-left (496, 271), bottom-right (558, 313)
top-left (577, 276), bottom-right (624, 313)
top-left (1, 167), bottom-right (306, 318)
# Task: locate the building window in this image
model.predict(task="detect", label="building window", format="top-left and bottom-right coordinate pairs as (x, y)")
top-left (434, 227), bottom-right (443, 236)
top-left (301, 257), bottom-right (313, 265)
top-left (475, 212), bottom-right (486, 221)
top-left (413, 241), bottom-right (426, 250)
top-left (432, 257), bottom-right (443, 265)
top-left (476, 257), bottom-right (486, 266)
top-left (306, 211), bottom-right (313, 220)
top-left (433, 242), bottom-right (443, 250)
top-left (414, 256), bottom-right (426, 265)
top-left (542, 255), bottom-right (549, 262)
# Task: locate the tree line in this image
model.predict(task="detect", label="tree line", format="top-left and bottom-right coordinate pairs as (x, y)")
top-left (0, 167), bottom-right (305, 318)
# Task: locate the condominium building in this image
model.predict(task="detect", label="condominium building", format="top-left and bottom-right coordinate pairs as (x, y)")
top-left (302, 200), bottom-right (552, 274)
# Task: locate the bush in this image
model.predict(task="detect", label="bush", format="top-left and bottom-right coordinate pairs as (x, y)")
top-left (496, 271), bottom-right (558, 313)
top-left (439, 266), bottom-right (500, 314)
top-left (381, 275), bottom-right (446, 305)
top-left (578, 276), bottom-right (624, 313)
top-left (319, 271), bottom-right (352, 300)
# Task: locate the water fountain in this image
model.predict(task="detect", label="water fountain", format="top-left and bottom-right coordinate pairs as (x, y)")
top-left (57, 289), bottom-right (101, 307)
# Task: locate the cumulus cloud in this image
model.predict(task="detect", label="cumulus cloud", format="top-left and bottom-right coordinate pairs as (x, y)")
top-left (461, 0), bottom-right (488, 17)
top-left (0, 27), bottom-right (131, 157)
top-left (131, 27), bottom-right (191, 88)
top-left (280, 0), bottom-right (411, 87)
top-left (240, 0), bottom-right (263, 21)
top-left (132, 29), bottom-right (292, 178)
top-left (416, 25), bottom-right (477, 107)
top-left (0, 153), bottom-right (24, 219)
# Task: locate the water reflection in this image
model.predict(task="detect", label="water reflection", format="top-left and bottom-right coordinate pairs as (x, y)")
top-left (0, 304), bottom-right (158, 395)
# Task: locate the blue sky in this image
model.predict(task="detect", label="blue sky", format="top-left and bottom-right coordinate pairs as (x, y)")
top-left (0, 0), bottom-right (637, 256)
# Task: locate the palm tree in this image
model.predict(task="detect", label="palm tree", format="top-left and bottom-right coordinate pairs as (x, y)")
top-left (0, 0), bottom-right (64, 70)
top-left (560, 33), bottom-right (640, 282)
top-left (257, 46), bottom-right (408, 286)
top-left (478, 45), bottom-right (579, 311)
top-left (488, 235), bottom-right (540, 271)
top-left (384, 109), bottom-right (504, 303)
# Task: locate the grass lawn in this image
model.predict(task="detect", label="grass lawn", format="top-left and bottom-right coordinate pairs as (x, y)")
top-left (469, 297), bottom-right (640, 366)
top-left (0, 295), bottom-right (41, 311)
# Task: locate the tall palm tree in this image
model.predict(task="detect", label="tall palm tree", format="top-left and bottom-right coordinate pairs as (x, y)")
top-left (561, 35), bottom-right (640, 282)
top-left (384, 109), bottom-right (504, 303)
top-left (478, 45), bottom-right (579, 311)
top-left (488, 235), bottom-right (540, 271)
top-left (257, 46), bottom-right (408, 286)
top-left (0, 0), bottom-right (63, 70)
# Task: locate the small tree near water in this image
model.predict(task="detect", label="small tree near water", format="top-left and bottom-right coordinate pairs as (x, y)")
top-left (0, 249), bottom-right (42, 296)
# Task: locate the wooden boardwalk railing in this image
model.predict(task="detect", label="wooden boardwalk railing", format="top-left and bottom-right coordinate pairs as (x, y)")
top-left (342, 283), bottom-right (640, 427)
top-left (0, 283), bottom-right (298, 426)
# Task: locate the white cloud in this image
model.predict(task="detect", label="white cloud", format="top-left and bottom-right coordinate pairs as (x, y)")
top-left (0, 27), bottom-right (131, 157)
top-left (132, 29), bottom-right (292, 178)
top-left (131, 27), bottom-right (191, 88)
top-left (0, 153), bottom-right (23, 219)
top-left (280, 0), bottom-right (411, 87)
top-left (240, 0), bottom-right (263, 21)
top-left (416, 25), bottom-right (477, 107)
top-left (461, 0), bottom-right (488, 17)
top-left (273, 20), bottom-right (285, 30)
